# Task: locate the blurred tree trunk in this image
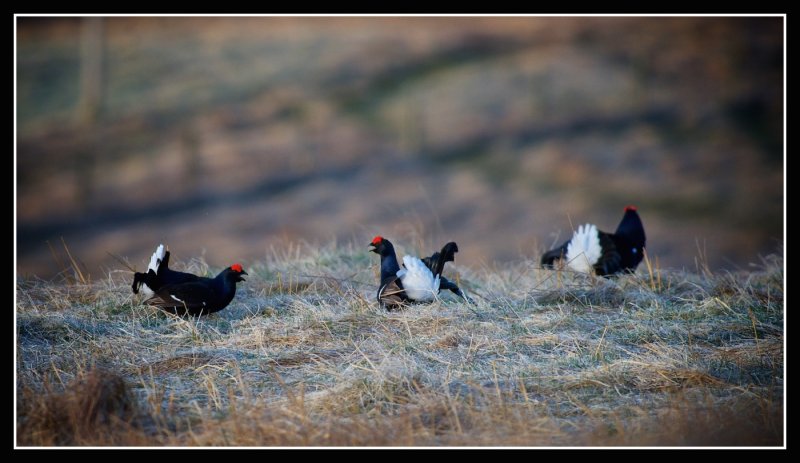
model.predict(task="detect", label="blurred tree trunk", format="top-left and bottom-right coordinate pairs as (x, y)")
top-left (181, 124), bottom-right (202, 193)
top-left (76, 17), bottom-right (105, 206)
top-left (398, 94), bottom-right (426, 156)
top-left (78, 17), bottom-right (104, 125)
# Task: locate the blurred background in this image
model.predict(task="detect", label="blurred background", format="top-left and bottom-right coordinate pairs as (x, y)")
top-left (16, 17), bottom-right (783, 279)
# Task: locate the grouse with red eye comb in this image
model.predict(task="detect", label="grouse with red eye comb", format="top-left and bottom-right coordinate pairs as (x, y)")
top-left (369, 236), bottom-right (466, 309)
top-left (540, 206), bottom-right (646, 277)
top-left (144, 263), bottom-right (247, 316)
top-left (131, 244), bottom-right (201, 295)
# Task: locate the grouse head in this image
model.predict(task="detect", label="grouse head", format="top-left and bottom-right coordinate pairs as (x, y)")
top-left (369, 235), bottom-right (394, 256)
top-left (226, 263), bottom-right (248, 282)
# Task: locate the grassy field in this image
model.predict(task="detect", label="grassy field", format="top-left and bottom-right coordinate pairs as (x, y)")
top-left (15, 241), bottom-right (783, 447)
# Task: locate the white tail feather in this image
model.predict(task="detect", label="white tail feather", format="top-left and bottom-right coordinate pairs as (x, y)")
top-left (147, 244), bottom-right (166, 273)
top-left (397, 255), bottom-right (440, 302)
top-left (566, 224), bottom-right (602, 273)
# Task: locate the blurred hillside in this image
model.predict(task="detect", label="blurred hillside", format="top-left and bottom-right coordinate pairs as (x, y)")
top-left (16, 17), bottom-right (783, 278)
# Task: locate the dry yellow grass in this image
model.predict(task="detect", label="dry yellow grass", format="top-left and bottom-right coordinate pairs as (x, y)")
top-left (16, 242), bottom-right (784, 447)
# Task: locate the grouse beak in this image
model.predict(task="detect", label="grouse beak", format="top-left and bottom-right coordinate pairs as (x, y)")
top-left (369, 243), bottom-right (377, 253)
top-left (239, 270), bottom-right (248, 282)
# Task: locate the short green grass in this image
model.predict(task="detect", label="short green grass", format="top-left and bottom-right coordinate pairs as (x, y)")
top-left (16, 242), bottom-right (783, 446)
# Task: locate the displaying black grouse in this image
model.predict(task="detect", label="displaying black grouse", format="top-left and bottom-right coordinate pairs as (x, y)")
top-left (145, 264), bottom-right (248, 316)
top-left (131, 244), bottom-right (200, 295)
top-left (369, 236), bottom-right (467, 309)
top-left (540, 205), bottom-right (646, 276)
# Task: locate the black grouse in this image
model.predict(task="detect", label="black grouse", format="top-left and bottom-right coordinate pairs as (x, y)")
top-left (131, 244), bottom-right (200, 295)
top-left (145, 263), bottom-right (247, 316)
top-left (540, 205), bottom-right (646, 276)
top-left (369, 236), bottom-right (466, 309)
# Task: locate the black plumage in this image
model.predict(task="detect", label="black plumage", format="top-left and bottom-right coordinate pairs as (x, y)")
top-left (369, 236), bottom-right (408, 309)
top-left (369, 236), bottom-right (468, 309)
top-left (132, 249), bottom-right (199, 294)
top-left (145, 264), bottom-right (247, 316)
top-left (541, 206), bottom-right (646, 276)
top-left (420, 242), bottom-right (470, 302)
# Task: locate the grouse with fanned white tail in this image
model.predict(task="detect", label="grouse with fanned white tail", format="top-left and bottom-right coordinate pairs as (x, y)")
top-left (131, 244), bottom-right (200, 295)
top-left (540, 205), bottom-right (646, 276)
top-left (369, 236), bottom-right (467, 309)
top-left (145, 264), bottom-right (247, 316)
